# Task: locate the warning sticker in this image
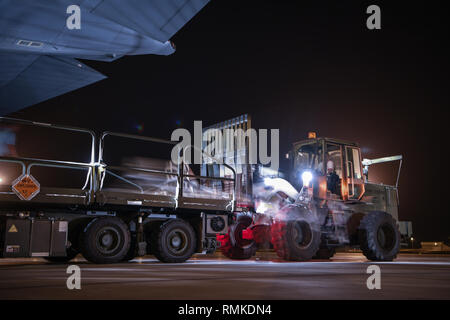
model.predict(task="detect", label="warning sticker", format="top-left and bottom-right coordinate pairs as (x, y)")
top-left (8, 224), bottom-right (18, 233)
top-left (12, 174), bottom-right (40, 201)
top-left (6, 245), bottom-right (20, 253)
top-left (59, 221), bottom-right (68, 233)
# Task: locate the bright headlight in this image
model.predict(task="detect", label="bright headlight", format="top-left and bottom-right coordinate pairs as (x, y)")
top-left (301, 171), bottom-right (313, 186)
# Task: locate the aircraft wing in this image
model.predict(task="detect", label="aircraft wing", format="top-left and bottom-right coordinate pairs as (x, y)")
top-left (91, 0), bottom-right (210, 43)
top-left (0, 53), bottom-right (106, 115)
top-left (0, 0), bottom-right (210, 115)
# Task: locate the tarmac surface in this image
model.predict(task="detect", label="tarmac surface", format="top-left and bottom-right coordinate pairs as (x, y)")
top-left (0, 252), bottom-right (449, 299)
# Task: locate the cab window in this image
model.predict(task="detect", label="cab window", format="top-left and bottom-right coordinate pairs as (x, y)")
top-left (295, 143), bottom-right (323, 174)
top-left (346, 147), bottom-right (362, 180)
top-left (325, 143), bottom-right (342, 178)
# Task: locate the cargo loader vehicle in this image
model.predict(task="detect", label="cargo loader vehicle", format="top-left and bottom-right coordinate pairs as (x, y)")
top-left (206, 116), bottom-right (404, 261)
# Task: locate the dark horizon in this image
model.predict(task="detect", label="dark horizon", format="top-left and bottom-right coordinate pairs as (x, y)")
top-left (8, 1), bottom-right (449, 242)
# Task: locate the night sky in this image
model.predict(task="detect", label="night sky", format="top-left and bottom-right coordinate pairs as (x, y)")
top-left (10, 1), bottom-right (449, 241)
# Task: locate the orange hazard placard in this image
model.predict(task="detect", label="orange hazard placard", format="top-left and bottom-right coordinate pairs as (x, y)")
top-left (12, 174), bottom-right (40, 201)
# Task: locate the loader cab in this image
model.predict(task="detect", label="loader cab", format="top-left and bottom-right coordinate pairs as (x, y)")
top-left (289, 136), bottom-right (365, 201)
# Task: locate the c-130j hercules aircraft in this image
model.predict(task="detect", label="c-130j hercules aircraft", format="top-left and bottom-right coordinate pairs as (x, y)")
top-left (0, 0), bottom-right (210, 115)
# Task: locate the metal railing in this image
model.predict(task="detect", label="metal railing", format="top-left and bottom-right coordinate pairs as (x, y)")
top-left (0, 117), bottom-right (97, 201)
top-left (0, 117), bottom-right (238, 210)
top-left (99, 131), bottom-right (237, 210)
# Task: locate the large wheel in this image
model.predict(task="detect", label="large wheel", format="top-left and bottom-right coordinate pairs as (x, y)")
top-left (122, 220), bottom-right (142, 262)
top-left (122, 234), bottom-right (138, 262)
top-left (312, 247), bottom-right (335, 259)
top-left (150, 219), bottom-right (196, 263)
top-left (80, 217), bottom-right (131, 264)
top-left (359, 211), bottom-right (400, 261)
top-left (217, 215), bottom-right (256, 259)
top-left (271, 209), bottom-right (321, 261)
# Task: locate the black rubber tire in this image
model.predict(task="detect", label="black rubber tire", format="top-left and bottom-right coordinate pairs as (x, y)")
top-left (312, 247), bottom-right (336, 259)
top-left (122, 220), bottom-right (141, 262)
top-left (358, 211), bottom-right (400, 261)
top-left (218, 216), bottom-right (257, 260)
top-left (271, 209), bottom-right (321, 261)
top-left (80, 217), bottom-right (131, 264)
top-left (44, 247), bottom-right (78, 263)
top-left (151, 219), bottom-right (196, 263)
top-left (122, 235), bottom-right (137, 262)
